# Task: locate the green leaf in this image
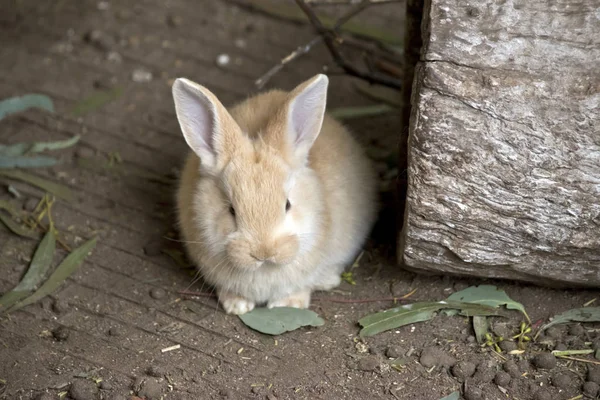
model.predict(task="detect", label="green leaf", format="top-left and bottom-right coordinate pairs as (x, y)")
top-left (0, 212), bottom-right (38, 239)
top-left (0, 94), bottom-right (54, 121)
top-left (0, 231), bottom-right (55, 310)
top-left (0, 170), bottom-right (74, 201)
top-left (540, 307), bottom-right (600, 332)
top-left (329, 104), bottom-right (394, 120)
top-left (447, 285), bottom-right (529, 322)
top-left (70, 87), bottom-right (123, 117)
top-left (358, 301), bottom-right (500, 337)
top-left (0, 135), bottom-right (80, 157)
top-left (440, 392), bottom-right (460, 400)
top-left (8, 237), bottom-right (97, 312)
top-left (238, 307), bottom-right (324, 335)
top-left (0, 155), bottom-right (58, 169)
top-left (472, 316), bottom-right (488, 344)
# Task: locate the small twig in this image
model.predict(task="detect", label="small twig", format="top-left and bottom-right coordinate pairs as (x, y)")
top-left (557, 355), bottom-right (600, 365)
top-left (294, 0), bottom-right (402, 89)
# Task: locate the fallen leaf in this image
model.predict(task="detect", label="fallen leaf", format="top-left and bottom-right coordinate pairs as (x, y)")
top-left (0, 155), bottom-right (58, 169)
top-left (329, 104), bottom-right (394, 120)
top-left (447, 285), bottom-right (529, 322)
top-left (8, 237), bottom-right (97, 312)
top-left (0, 231), bottom-right (56, 310)
top-left (0, 211), bottom-right (38, 239)
top-left (540, 307), bottom-right (600, 332)
top-left (70, 87), bottom-right (123, 117)
top-left (0, 94), bottom-right (54, 121)
top-left (472, 315), bottom-right (488, 344)
top-left (0, 135), bottom-right (80, 156)
top-left (439, 392), bottom-right (460, 400)
top-left (238, 307), bottom-right (324, 335)
top-left (358, 301), bottom-right (500, 337)
top-left (0, 170), bottom-right (74, 201)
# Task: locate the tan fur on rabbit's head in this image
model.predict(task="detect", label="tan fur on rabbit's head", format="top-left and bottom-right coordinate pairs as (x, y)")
top-left (172, 75), bottom-right (329, 272)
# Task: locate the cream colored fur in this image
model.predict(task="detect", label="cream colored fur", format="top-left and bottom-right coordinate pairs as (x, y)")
top-left (173, 75), bottom-right (378, 314)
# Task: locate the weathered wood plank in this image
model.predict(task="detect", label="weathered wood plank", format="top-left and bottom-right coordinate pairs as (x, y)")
top-left (402, 0), bottom-right (600, 286)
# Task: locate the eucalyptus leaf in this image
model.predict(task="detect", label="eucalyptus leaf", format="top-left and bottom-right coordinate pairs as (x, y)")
top-left (447, 285), bottom-right (529, 322)
top-left (472, 316), bottom-right (488, 344)
top-left (28, 135), bottom-right (81, 153)
top-left (329, 104), bottom-right (394, 120)
top-left (0, 94), bottom-right (54, 120)
top-left (358, 301), bottom-right (499, 337)
top-left (238, 307), bottom-right (324, 335)
top-left (0, 212), bottom-right (38, 239)
top-left (0, 170), bottom-right (74, 201)
top-left (540, 307), bottom-right (600, 332)
top-left (0, 155), bottom-right (58, 169)
top-left (0, 143), bottom-right (30, 157)
top-left (439, 392), bottom-right (460, 400)
top-left (0, 231), bottom-right (55, 310)
top-left (8, 237), bottom-right (97, 312)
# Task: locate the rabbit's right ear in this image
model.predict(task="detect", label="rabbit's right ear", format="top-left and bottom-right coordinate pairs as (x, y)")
top-left (172, 78), bottom-right (239, 169)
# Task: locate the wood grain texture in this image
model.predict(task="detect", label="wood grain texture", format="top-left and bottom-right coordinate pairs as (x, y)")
top-left (401, 0), bottom-right (600, 286)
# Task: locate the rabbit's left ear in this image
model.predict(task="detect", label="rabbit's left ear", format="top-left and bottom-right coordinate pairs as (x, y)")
top-left (284, 74), bottom-right (328, 162)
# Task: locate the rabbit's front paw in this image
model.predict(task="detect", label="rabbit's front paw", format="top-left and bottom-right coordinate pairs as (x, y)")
top-left (219, 291), bottom-right (255, 315)
top-left (267, 290), bottom-right (311, 309)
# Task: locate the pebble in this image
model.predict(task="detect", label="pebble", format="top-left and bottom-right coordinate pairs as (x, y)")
top-left (533, 353), bottom-right (557, 370)
top-left (472, 363), bottom-right (496, 384)
top-left (52, 299), bottom-right (69, 314)
top-left (385, 345), bottom-right (403, 359)
top-left (357, 356), bottom-right (379, 372)
top-left (132, 68), bottom-right (153, 83)
top-left (494, 371), bottom-right (511, 387)
top-left (107, 51), bottom-right (123, 63)
top-left (554, 342), bottom-right (567, 351)
top-left (568, 324), bottom-right (585, 336)
top-left (52, 326), bottom-right (70, 341)
top-left (136, 378), bottom-right (162, 400)
top-left (99, 381), bottom-right (113, 390)
top-left (166, 14), bottom-right (182, 27)
top-left (499, 340), bottom-right (517, 352)
top-left (583, 381), bottom-right (600, 397)
top-left (588, 367), bottom-right (600, 384)
top-left (451, 361), bottom-right (476, 380)
top-left (234, 38), bottom-right (246, 49)
top-left (464, 386), bottom-right (483, 400)
top-left (533, 389), bottom-right (552, 400)
top-left (251, 386), bottom-right (262, 394)
top-left (147, 365), bottom-right (166, 377)
top-left (219, 388), bottom-right (233, 398)
top-left (75, 147), bottom-right (95, 159)
top-left (83, 29), bottom-right (114, 51)
top-left (266, 394), bottom-right (278, 400)
top-left (503, 360), bottom-right (521, 378)
top-left (216, 54), bottom-right (230, 67)
top-left (69, 379), bottom-right (98, 400)
top-left (552, 373), bottom-right (571, 388)
top-left (23, 197), bottom-right (40, 212)
top-left (517, 359), bottom-right (530, 372)
top-left (545, 326), bottom-right (563, 339)
top-left (150, 288), bottom-right (166, 300)
top-left (108, 327), bottom-right (123, 337)
top-left (420, 346), bottom-right (456, 368)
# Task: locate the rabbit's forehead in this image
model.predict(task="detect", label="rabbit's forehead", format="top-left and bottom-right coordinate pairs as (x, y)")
top-left (222, 154), bottom-right (292, 199)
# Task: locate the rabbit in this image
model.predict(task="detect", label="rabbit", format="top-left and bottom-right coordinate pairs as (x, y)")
top-left (172, 74), bottom-right (378, 315)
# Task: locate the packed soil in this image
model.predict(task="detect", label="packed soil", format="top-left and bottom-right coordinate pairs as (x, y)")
top-left (1, 1), bottom-right (599, 400)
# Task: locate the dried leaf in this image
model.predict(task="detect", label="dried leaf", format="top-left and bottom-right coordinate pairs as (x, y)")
top-left (0, 155), bottom-right (58, 169)
top-left (439, 392), bottom-right (460, 400)
top-left (238, 307), bottom-right (324, 335)
top-left (473, 316), bottom-right (488, 344)
top-left (540, 307), bottom-right (600, 332)
top-left (0, 212), bottom-right (38, 239)
top-left (0, 170), bottom-right (74, 201)
top-left (8, 237), bottom-right (97, 312)
top-left (70, 87), bottom-right (123, 117)
top-left (0, 231), bottom-right (56, 310)
top-left (358, 301), bottom-right (500, 337)
top-left (329, 104), bottom-right (394, 120)
top-left (0, 94), bottom-right (54, 120)
top-left (447, 285), bottom-right (529, 322)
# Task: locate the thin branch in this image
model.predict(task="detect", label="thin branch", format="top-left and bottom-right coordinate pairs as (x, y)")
top-left (294, 0), bottom-right (402, 89)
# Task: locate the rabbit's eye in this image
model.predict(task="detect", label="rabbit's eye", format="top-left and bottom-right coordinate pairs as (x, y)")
top-left (229, 206), bottom-right (236, 217)
top-left (285, 199), bottom-right (291, 212)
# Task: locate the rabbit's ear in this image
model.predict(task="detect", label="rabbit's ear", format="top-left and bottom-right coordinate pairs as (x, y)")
top-left (172, 78), bottom-right (240, 169)
top-left (285, 74), bottom-right (329, 162)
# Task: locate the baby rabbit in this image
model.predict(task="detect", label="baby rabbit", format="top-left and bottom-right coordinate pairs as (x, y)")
top-left (173, 74), bottom-right (377, 315)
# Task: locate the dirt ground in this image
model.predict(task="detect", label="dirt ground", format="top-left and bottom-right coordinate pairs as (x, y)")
top-left (1, 1), bottom-right (600, 400)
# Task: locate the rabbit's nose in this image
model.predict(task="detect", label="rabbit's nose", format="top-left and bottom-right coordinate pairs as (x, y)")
top-left (250, 247), bottom-right (275, 263)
